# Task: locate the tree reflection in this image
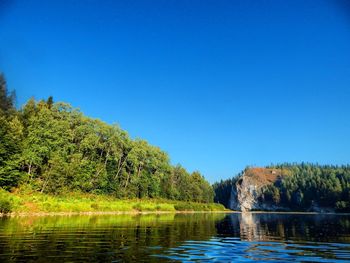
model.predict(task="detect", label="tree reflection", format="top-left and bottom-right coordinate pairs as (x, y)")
top-left (0, 213), bottom-right (225, 263)
top-left (216, 213), bottom-right (350, 243)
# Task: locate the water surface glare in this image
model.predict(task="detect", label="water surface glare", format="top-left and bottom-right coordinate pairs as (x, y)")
top-left (0, 213), bottom-right (349, 262)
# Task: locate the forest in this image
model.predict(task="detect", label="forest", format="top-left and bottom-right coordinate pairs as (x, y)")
top-left (0, 73), bottom-right (214, 204)
top-left (213, 164), bottom-right (350, 212)
top-left (264, 163), bottom-right (350, 212)
top-left (212, 177), bottom-right (239, 208)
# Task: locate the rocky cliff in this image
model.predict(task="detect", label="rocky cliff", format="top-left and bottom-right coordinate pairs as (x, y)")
top-left (228, 168), bottom-right (289, 211)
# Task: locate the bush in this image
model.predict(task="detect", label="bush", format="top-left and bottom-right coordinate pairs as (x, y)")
top-left (174, 202), bottom-right (225, 211)
top-left (336, 201), bottom-right (349, 212)
top-left (0, 190), bottom-right (13, 214)
top-left (91, 203), bottom-right (99, 210)
top-left (0, 199), bottom-right (12, 214)
top-left (132, 203), bottom-right (142, 211)
top-left (174, 202), bottom-right (193, 211)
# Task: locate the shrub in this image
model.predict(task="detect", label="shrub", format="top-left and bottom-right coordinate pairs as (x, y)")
top-left (0, 199), bottom-right (12, 214)
top-left (336, 201), bottom-right (349, 212)
top-left (174, 202), bottom-right (193, 211)
top-left (91, 203), bottom-right (99, 210)
top-left (0, 190), bottom-right (13, 214)
top-left (132, 203), bottom-right (142, 211)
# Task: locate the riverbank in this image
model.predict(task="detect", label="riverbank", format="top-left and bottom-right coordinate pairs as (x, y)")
top-left (2, 210), bottom-right (236, 217)
top-left (0, 189), bottom-right (227, 216)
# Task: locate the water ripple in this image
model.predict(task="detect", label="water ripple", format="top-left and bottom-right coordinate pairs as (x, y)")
top-left (1, 213), bottom-right (350, 262)
top-left (155, 237), bottom-right (350, 262)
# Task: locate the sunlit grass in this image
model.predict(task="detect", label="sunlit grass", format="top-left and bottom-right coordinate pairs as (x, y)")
top-left (0, 188), bottom-right (226, 214)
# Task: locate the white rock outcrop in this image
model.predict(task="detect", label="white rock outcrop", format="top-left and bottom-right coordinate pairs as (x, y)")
top-left (228, 168), bottom-right (285, 212)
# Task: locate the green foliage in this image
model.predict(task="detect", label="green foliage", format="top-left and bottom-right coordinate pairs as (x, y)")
top-left (0, 189), bottom-right (224, 213)
top-left (0, 199), bottom-right (12, 214)
top-left (174, 202), bottom-right (225, 211)
top-left (0, 75), bottom-right (24, 188)
top-left (0, 74), bottom-right (214, 206)
top-left (261, 185), bottom-right (281, 205)
top-left (0, 73), bottom-right (15, 115)
top-left (0, 189), bottom-right (15, 214)
top-left (265, 163), bottom-right (350, 211)
top-left (213, 176), bottom-right (240, 208)
top-left (335, 201), bottom-right (349, 212)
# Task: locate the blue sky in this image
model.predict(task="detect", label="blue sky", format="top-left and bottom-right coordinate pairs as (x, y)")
top-left (1, 0), bottom-right (350, 183)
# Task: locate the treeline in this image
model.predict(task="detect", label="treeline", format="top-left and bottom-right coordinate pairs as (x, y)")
top-left (213, 176), bottom-right (239, 208)
top-left (213, 164), bottom-right (350, 212)
top-left (0, 74), bottom-right (213, 202)
top-left (263, 163), bottom-right (350, 212)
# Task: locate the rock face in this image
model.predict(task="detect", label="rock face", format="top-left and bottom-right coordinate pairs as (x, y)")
top-left (228, 168), bottom-right (287, 211)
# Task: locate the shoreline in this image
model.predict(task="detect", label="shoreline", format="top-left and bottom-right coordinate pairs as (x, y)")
top-left (2, 210), bottom-right (350, 218)
top-left (243, 211), bottom-right (350, 215)
top-left (1, 210), bottom-right (236, 217)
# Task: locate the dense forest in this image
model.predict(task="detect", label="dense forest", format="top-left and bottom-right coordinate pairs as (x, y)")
top-left (212, 177), bottom-right (239, 208)
top-left (213, 164), bottom-right (350, 212)
top-left (264, 164), bottom-right (350, 212)
top-left (0, 74), bottom-right (214, 203)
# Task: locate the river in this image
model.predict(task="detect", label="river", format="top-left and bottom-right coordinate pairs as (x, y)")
top-left (0, 213), bottom-right (349, 262)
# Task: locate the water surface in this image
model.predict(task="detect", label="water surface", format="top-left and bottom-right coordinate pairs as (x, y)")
top-left (0, 213), bottom-right (349, 262)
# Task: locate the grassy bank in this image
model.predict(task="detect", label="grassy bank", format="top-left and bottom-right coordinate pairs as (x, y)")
top-left (0, 189), bottom-right (226, 215)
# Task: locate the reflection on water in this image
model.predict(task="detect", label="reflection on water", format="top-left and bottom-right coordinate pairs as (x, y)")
top-left (160, 213), bottom-right (350, 262)
top-left (0, 214), bottom-right (222, 262)
top-left (0, 213), bottom-right (349, 262)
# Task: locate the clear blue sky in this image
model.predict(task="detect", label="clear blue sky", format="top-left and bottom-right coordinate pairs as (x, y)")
top-left (1, 0), bottom-right (350, 183)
